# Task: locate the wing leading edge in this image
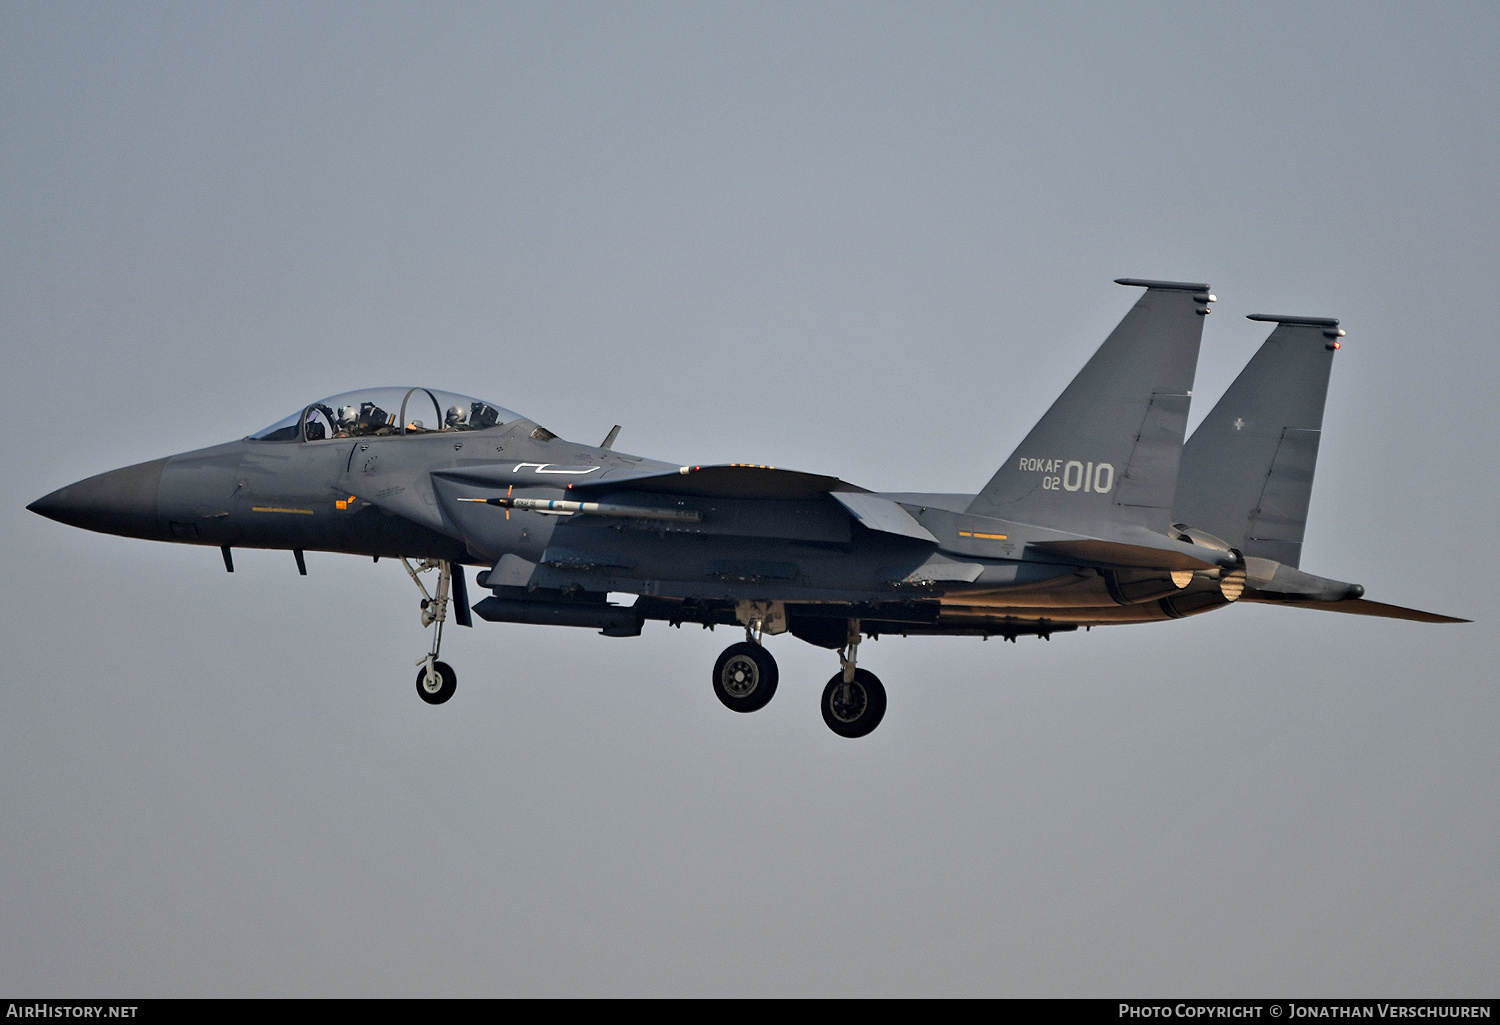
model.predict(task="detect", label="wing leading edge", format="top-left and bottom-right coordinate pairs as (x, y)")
top-left (567, 463), bottom-right (866, 500)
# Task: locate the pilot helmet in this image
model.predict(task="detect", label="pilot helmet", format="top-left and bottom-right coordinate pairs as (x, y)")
top-left (337, 405), bottom-right (358, 428)
top-left (446, 405), bottom-right (468, 427)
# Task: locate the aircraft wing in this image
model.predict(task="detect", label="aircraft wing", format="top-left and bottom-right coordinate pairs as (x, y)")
top-left (565, 463), bottom-right (868, 500)
top-left (567, 465), bottom-right (945, 544)
top-left (1240, 593), bottom-right (1469, 624)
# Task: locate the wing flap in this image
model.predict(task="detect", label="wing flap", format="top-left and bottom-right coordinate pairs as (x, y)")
top-left (830, 492), bottom-right (939, 543)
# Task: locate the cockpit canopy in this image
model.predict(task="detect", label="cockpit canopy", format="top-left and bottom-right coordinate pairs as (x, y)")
top-left (251, 388), bottom-right (523, 442)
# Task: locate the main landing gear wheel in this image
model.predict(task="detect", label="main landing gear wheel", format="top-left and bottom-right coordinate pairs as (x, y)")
top-left (416, 660), bottom-right (457, 705)
top-left (712, 641), bottom-right (779, 713)
top-left (822, 669), bottom-right (886, 738)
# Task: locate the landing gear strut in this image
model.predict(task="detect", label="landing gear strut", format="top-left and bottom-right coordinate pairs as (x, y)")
top-left (711, 613), bottom-right (779, 713)
top-left (404, 558), bottom-right (457, 705)
top-left (821, 619), bottom-right (886, 738)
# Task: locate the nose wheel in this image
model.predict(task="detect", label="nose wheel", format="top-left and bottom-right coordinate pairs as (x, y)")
top-left (416, 660), bottom-right (457, 704)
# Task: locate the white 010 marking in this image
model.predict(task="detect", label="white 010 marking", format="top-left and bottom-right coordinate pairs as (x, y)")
top-left (1024, 457), bottom-right (1113, 494)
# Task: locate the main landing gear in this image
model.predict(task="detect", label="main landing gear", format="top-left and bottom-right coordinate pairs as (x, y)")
top-left (710, 615), bottom-right (887, 738)
top-left (712, 602), bottom-right (782, 713)
top-left (713, 642), bottom-right (779, 712)
top-left (404, 558), bottom-right (457, 705)
top-left (821, 618), bottom-right (886, 739)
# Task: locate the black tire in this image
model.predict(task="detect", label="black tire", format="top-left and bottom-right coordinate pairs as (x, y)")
top-left (821, 669), bottom-right (886, 738)
top-left (712, 642), bottom-right (779, 713)
top-left (416, 660), bottom-right (457, 705)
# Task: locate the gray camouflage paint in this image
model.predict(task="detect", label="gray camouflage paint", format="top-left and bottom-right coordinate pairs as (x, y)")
top-left (29, 280), bottom-right (1464, 691)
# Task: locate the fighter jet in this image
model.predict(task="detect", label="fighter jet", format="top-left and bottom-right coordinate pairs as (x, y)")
top-left (28, 279), bottom-right (1465, 738)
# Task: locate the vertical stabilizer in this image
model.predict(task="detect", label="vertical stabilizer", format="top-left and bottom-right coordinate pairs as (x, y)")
top-left (1173, 315), bottom-right (1343, 568)
top-left (966, 279), bottom-right (1212, 536)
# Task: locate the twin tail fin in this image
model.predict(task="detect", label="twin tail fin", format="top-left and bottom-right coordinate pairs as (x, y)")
top-left (967, 279), bottom-right (1212, 537)
top-left (1173, 314), bottom-right (1343, 568)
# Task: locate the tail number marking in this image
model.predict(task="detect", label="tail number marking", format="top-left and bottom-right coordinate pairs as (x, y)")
top-left (1021, 457), bottom-right (1113, 494)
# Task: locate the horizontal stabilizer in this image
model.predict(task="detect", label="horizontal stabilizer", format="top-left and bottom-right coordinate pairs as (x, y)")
top-left (831, 493), bottom-right (939, 543)
top-left (1114, 278), bottom-right (1212, 291)
top-left (567, 464), bottom-right (866, 500)
top-left (1243, 557), bottom-right (1362, 601)
top-left (1246, 314), bottom-right (1340, 326)
top-left (1241, 594), bottom-right (1470, 624)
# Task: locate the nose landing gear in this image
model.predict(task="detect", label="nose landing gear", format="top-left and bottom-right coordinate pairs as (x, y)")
top-left (403, 558), bottom-right (459, 705)
top-left (416, 658), bottom-right (457, 705)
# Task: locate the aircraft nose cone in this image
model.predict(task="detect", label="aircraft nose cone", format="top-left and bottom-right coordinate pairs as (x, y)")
top-left (28, 457), bottom-right (170, 540)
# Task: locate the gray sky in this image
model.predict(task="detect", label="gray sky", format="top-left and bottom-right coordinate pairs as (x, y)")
top-left (2, 1), bottom-right (1496, 996)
